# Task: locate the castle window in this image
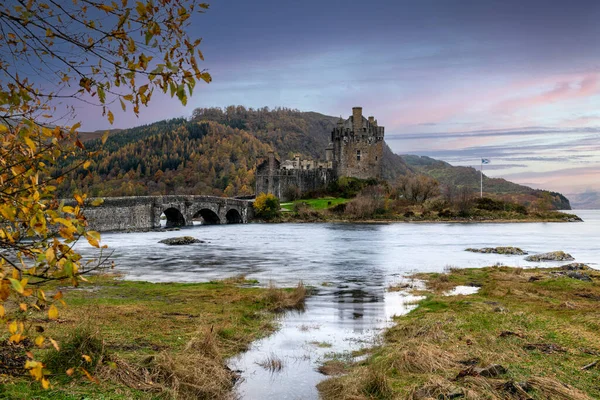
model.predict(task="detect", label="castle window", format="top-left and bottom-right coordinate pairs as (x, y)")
top-left (375, 156), bottom-right (378, 161)
top-left (356, 150), bottom-right (361, 161)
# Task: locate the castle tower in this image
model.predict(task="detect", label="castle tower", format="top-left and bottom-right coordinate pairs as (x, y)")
top-left (331, 107), bottom-right (385, 179)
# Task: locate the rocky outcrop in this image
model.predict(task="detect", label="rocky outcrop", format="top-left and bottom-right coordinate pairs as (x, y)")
top-left (159, 236), bottom-right (204, 245)
top-left (466, 247), bottom-right (527, 255)
top-left (560, 263), bottom-right (589, 271)
top-left (525, 251), bottom-right (574, 262)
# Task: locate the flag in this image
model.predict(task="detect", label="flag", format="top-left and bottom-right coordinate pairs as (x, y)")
top-left (481, 158), bottom-right (490, 164)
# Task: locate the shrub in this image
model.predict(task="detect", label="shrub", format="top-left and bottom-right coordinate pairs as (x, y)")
top-left (283, 185), bottom-right (301, 201)
top-left (253, 193), bottom-right (281, 220)
top-left (345, 186), bottom-right (387, 219)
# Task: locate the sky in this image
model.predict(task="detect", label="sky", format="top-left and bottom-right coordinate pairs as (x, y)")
top-left (81, 0), bottom-right (600, 195)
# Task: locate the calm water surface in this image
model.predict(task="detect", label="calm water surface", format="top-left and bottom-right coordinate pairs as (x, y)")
top-left (75, 210), bottom-right (599, 399)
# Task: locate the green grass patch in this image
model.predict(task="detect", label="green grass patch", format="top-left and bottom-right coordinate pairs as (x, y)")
top-left (281, 197), bottom-right (349, 211)
top-left (0, 274), bottom-right (307, 399)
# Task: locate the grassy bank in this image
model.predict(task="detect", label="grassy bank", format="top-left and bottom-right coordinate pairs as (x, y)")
top-left (318, 266), bottom-right (600, 399)
top-left (0, 275), bottom-right (307, 399)
top-left (278, 197), bottom-right (581, 223)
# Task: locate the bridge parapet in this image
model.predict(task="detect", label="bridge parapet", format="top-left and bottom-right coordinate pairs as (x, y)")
top-left (64, 195), bottom-right (253, 232)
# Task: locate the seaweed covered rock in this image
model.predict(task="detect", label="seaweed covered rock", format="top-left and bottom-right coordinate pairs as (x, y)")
top-left (525, 251), bottom-right (574, 262)
top-left (159, 236), bottom-right (204, 246)
top-left (465, 247), bottom-right (527, 255)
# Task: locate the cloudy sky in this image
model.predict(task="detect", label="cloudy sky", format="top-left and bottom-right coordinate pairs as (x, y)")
top-left (83, 0), bottom-right (600, 195)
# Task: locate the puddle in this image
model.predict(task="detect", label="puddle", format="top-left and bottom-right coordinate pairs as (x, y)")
top-left (229, 289), bottom-right (423, 400)
top-left (445, 285), bottom-right (480, 296)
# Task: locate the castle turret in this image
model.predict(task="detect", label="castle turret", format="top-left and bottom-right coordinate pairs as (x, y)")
top-left (331, 107), bottom-right (384, 180)
top-left (352, 107), bottom-right (363, 133)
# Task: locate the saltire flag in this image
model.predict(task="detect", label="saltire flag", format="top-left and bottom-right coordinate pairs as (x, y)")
top-left (481, 158), bottom-right (490, 164)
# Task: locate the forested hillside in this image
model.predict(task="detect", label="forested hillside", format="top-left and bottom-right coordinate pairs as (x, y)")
top-left (402, 155), bottom-right (571, 209)
top-left (56, 119), bottom-right (271, 197)
top-left (59, 106), bottom-right (569, 209)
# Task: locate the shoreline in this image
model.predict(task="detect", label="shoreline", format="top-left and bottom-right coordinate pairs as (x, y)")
top-left (318, 265), bottom-right (600, 399)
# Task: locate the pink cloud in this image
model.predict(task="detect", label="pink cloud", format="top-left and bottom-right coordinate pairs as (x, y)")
top-left (495, 74), bottom-right (600, 113)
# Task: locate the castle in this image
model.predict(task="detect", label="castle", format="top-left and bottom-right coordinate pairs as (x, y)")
top-left (255, 107), bottom-right (385, 200)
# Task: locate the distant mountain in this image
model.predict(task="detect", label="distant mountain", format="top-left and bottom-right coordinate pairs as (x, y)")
top-left (567, 191), bottom-right (600, 209)
top-left (401, 155), bottom-right (571, 210)
top-left (63, 106), bottom-right (569, 210)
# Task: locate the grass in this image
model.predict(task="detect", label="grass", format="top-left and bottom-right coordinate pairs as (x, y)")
top-left (280, 197), bottom-right (349, 211)
top-left (0, 274), bottom-right (307, 399)
top-left (318, 266), bottom-right (600, 399)
top-left (255, 353), bottom-right (284, 372)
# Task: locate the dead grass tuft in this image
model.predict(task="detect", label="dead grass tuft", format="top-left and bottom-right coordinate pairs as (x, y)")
top-left (264, 281), bottom-right (307, 312)
top-left (255, 353), bottom-right (284, 372)
top-left (527, 376), bottom-right (593, 400)
top-left (390, 343), bottom-right (457, 373)
top-left (318, 360), bottom-right (347, 376)
top-left (100, 328), bottom-right (236, 400)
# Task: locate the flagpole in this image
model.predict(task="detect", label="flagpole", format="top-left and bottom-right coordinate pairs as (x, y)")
top-left (480, 159), bottom-right (483, 198)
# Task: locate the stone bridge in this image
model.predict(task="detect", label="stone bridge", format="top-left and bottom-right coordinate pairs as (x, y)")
top-left (76, 195), bottom-right (253, 232)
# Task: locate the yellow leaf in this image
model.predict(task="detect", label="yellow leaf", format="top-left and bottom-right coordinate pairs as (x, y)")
top-left (19, 303), bottom-right (27, 312)
top-left (87, 231), bottom-right (101, 241)
top-left (70, 122), bottom-right (82, 132)
top-left (42, 378), bottom-right (50, 389)
top-left (91, 198), bottom-right (104, 207)
top-left (66, 368), bottom-right (75, 376)
top-left (35, 336), bottom-right (45, 347)
top-left (9, 333), bottom-right (23, 344)
top-left (97, 4), bottom-right (115, 11)
top-left (83, 160), bottom-right (91, 169)
top-left (49, 338), bottom-right (60, 351)
top-left (74, 194), bottom-right (84, 206)
top-left (24, 137), bottom-right (37, 152)
top-left (82, 354), bottom-right (92, 363)
top-left (107, 110), bottom-right (114, 125)
top-left (53, 291), bottom-right (63, 300)
top-left (80, 367), bottom-right (98, 383)
top-left (48, 305), bottom-right (58, 320)
top-left (9, 278), bottom-right (24, 294)
top-left (0, 304), bottom-right (4, 317)
top-left (101, 131), bottom-right (109, 145)
top-left (46, 247), bottom-right (55, 264)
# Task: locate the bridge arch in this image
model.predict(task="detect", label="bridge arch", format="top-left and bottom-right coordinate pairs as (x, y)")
top-left (193, 208), bottom-right (221, 225)
top-left (163, 207), bottom-right (186, 228)
top-left (226, 209), bottom-right (243, 224)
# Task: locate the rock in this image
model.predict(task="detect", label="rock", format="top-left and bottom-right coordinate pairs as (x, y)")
top-left (524, 343), bottom-right (566, 354)
top-left (528, 275), bottom-right (543, 282)
top-left (566, 271), bottom-right (592, 282)
top-left (474, 364), bottom-right (507, 377)
top-left (560, 263), bottom-right (589, 271)
top-left (465, 247), bottom-right (527, 255)
top-left (499, 330), bottom-right (525, 338)
top-left (525, 251), bottom-right (574, 262)
top-left (551, 271), bottom-right (593, 282)
top-left (159, 236), bottom-right (204, 245)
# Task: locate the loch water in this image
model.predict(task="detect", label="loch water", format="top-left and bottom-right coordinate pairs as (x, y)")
top-left (75, 210), bottom-right (600, 400)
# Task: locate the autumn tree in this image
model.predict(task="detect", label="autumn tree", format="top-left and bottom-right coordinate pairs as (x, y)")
top-left (253, 193), bottom-right (280, 220)
top-left (395, 175), bottom-right (440, 203)
top-left (0, 0), bottom-right (211, 387)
